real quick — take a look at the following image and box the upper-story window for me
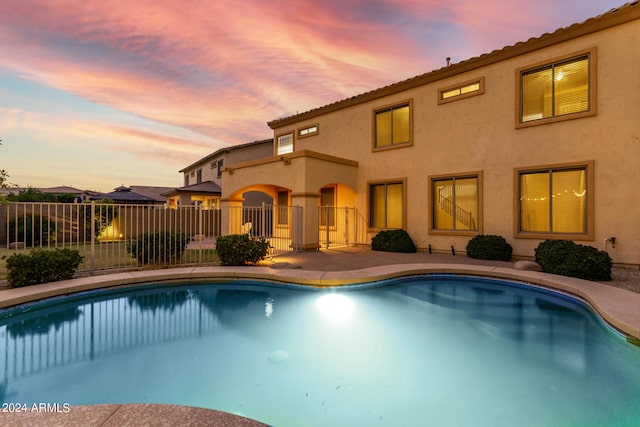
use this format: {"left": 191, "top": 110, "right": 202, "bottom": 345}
{"left": 298, "top": 124, "right": 319, "bottom": 138}
{"left": 373, "top": 100, "right": 412, "bottom": 151}
{"left": 438, "top": 77, "right": 484, "bottom": 104}
{"left": 517, "top": 49, "right": 596, "bottom": 127}
{"left": 276, "top": 133, "right": 294, "bottom": 155}
{"left": 196, "top": 168, "right": 202, "bottom": 184}
{"left": 217, "top": 159, "right": 224, "bottom": 178}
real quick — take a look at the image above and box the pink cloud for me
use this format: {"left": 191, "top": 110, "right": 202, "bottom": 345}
{"left": 0, "top": 0, "right": 435, "bottom": 137}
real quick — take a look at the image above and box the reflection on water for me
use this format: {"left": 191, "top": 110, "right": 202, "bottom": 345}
{"left": 6, "top": 307, "right": 83, "bottom": 339}
{"left": 0, "top": 278, "right": 638, "bottom": 427}
{"left": 127, "top": 290, "right": 191, "bottom": 313}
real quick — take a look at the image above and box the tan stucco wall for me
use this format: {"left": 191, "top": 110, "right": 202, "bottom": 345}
{"left": 182, "top": 141, "right": 273, "bottom": 188}
{"left": 222, "top": 152, "right": 358, "bottom": 199}
{"left": 265, "top": 19, "right": 640, "bottom": 266}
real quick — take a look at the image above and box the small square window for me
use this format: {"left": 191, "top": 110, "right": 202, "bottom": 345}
{"left": 276, "top": 133, "right": 294, "bottom": 155}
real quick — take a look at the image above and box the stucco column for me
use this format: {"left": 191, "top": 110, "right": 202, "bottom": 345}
{"left": 290, "top": 192, "right": 320, "bottom": 251}
{"left": 220, "top": 197, "right": 244, "bottom": 235}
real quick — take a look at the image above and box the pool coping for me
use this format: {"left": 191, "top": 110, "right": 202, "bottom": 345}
{"left": 0, "top": 263, "right": 639, "bottom": 341}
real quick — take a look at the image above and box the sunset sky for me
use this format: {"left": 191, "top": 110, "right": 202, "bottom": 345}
{"left": 0, "top": 0, "right": 626, "bottom": 192}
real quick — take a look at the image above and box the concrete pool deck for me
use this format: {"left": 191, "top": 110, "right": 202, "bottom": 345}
{"left": 1, "top": 247, "right": 639, "bottom": 426}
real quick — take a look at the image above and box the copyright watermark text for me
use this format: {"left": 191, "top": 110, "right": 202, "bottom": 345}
{"left": 2, "top": 403, "right": 71, "bottom": 413}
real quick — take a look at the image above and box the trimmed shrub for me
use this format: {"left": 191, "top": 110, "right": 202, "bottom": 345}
{"left": 6, "top": 248, "right": 84, "bottom": 288}
{"left": 371, "top": 229, "right": 416, "bottom": 253}
{"left": 466, "top": 234, "right": 513, "bottom": 261}
{"left": 127, "top": 231, "right": 190, "bottom": 265}
{"left": 534, "top": 239, "right": 576, "bottom": 270}
{"left": 216, "top": 234, "right": 270, "bottom": 266}
{"left": 8, "top": 214, "right": 56, "bottom": 247}
{"left": 535, "top": 239, "right": 612, "bottom": 281}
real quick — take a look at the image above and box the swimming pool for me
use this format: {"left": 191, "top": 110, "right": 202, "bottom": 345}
{"left": 1, "top": 276, "right": 639, "bottom": 426}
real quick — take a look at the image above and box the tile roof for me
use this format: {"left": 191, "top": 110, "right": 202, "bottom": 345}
{"left": 163, "top": 180, "right": 222, "bottom": 196}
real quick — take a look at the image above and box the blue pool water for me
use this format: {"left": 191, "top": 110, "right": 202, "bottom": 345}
{"left": 1, "top": 276, "right": 639, "bottom": 426}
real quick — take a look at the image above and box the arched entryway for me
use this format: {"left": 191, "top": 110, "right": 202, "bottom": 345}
{"left": 222, "top": 184, "right": 300, "bottom": 253}
{"left": 221, "top": 150, "right": 359, "bottom": 251}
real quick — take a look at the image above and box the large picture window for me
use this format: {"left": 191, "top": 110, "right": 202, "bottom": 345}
{"left": 517, "top": 49, "right": 596, "bottom": 127}
{"left": 431, "top": 173, "right": 481, "bottom": 234}
{"left": 373, "top": 101, "right": 411, "bottom": 150}
{"left": 368, "top": 180, "right": 405, "bottom": 229}
{"left": 516, "top": 162, "right": 593, "bottom": 238}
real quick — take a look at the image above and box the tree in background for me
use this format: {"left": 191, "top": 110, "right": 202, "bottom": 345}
{"left": 0, "top": 169, "right": 8, "bottom": 189}
{"left": 5, "top": 188, "right": 77, "bottom": 203}
{"left": 0, "top": 139, "right": 12, "bottom": 204}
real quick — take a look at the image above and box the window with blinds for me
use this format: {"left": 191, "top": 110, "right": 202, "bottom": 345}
{"left": 517, "top": 164, "right": 591, "bottom": 236}
{"left": 518, "top": 51, "right": 594, "bottom": 126}
{"left": 369, "top": 181, "right": 405, "bottom": 229}
{"left": 373, "top": 101, "right": 411, "bottom": 150}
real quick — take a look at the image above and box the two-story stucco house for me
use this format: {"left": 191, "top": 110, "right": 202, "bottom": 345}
{"left": 165, "top": 138, "right": 273, "bottom": 208}
{"left": 220, "top": 3, "right": 640, "bottom": 267}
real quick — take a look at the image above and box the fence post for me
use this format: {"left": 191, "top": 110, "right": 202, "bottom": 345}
{"left": 198, "top": 205, "right": 203, "bottom": 263}
{"left": 325, "top": 206, "right": 330, "bottom": 249}
{"left": 345, "top": 207, "right": 350, "bottom": 246}
{"left": 261, "top": 202, "right": 266, "bottom": 239}
{"left": 90, "top": 201, "right": 96, "bottom": 272}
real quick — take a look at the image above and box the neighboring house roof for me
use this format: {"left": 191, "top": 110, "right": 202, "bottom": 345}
{"left": 91, "top": 186, "right": 157, "bottom": 203}
{"left": 268, "top": 1, "right": 639, "bottom": 128}
{"left": 179, "top": 138, "right": 273, "bottom": 173}
{"left": 129, "top": 185, "right": 176, "bottom": 202}
{"left": 162, "top": 181, "right": 222, "bottom": 197}
{"left": 40, "top": 186, "right": 86, "bottom": 195}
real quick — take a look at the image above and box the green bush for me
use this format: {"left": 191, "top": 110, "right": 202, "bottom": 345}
{"left": 8, "top": 214, "right": 56, "bottom": 247}
{"left": 535, "top": 239, "right": 612, "bottom": 281}
{"left": 127, "top": 231, "right": 190, "bottom": 265}
{"left": 466, "top": 234, "right": 513, "bottom": 261}
{"left": 371, "top": 229, "right": 416, "bottom": 253}
{"left": 216, "top": 234, "right": 270, "bottom": 266}
{"left": 534, "top": 239, "right": 576, "bottom": 269}
{"left": 6, "top": 248, "right": 84, "bottom": 288}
